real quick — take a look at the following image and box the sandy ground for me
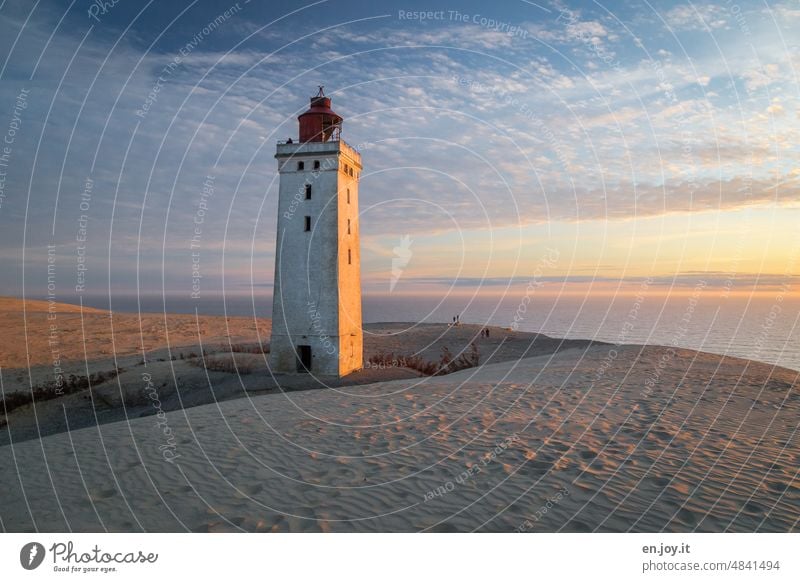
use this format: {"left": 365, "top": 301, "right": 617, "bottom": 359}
{"left": 0, "top": 344, "right": 798, "bottom": 532}
{"left": 1, "top": 297, "right": 798, "bottom": 532}
{"left": 0, "top": 298, "right": 596, "bottom": 445}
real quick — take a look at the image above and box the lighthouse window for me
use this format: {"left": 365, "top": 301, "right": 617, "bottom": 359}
{"left": 343, "top": 163, "right": 349, "bottom": 174}
{"left": 314, "top": 160, "right": 320, "bottom": 170}
{"left": 347, "top": 219, "right": 351, "bottom": 234}
{"left": 305, "top": 184, "right": 312, "bottom": 199}
{"left": 349, "top": 167, "right": 354, "bottom": 177}
{"left": 348, "top": 248, "right": 351, "bottom": 264}
{"left": 304, "top": 216, "right": 311, "bottom": 231}
{"left": 346, "top": 189, "right": 350, "bottom": 204}
{"left": 297, "top": 161, "right": 304, "bottom": 171}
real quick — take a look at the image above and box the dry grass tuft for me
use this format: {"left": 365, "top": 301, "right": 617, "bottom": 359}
{"left": 189, "top": 353, "right": 262, "bottom": 375}
{"left": 367, "top": 344, "right": 480, "bottom": 376}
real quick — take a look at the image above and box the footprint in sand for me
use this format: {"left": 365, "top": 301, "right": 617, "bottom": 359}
{"left": 237, "top": 483, "right": 263, "bottom": 496}
{"left": 89, "top": 488, "right": 117, "bottom": 501}
{"left": 547, "top": 441, "right": 570, "bottom": 454}
{"left": 169, "top": 485, "right": 194, "bottom": 494}
{"left": 766, "top": 481, "right": 789, "bottom": 493}
{"left": 651, "top": 430, "right": 673, "bottom": 442}
{"left": 675, "top": 508, "right": 697, "bottom": 526}
{"left": 523, "top": 459, "right": 555, "bottom": 476}
{"left": 650, "top": 476, "right": 670, "bottom": 488}
{"left": 265, "top": 515, "right": 288, "bottom": 532}
{"left": 115, "top": 461, "right": 141, "bottom": 472}
{"left": 327, "top": 465, "right": 366, "bottom": 486}
{"left": 744, "top": 502, "right": 764, "bottom": 515}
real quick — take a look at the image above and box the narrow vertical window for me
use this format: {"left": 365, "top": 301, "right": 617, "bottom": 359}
{"left": 305, "top": 184, "right": 311, "bottom": 199}
{"left": 348, "top": 248, "right": 351, "bottom": 264}
{"left": 313, "top": 160, "right": 320, "bottom": 170}
{"left": 347, "top": 219, "right": 351, "bottom": 234}
{"left": 297, "top": 161, "right": 304, "bottom": 170}
{"left": 346, "top": 189, "right": 350, "bottom": 204}
{"left": 304, "top": 216, "right": 311, "bottom": 231}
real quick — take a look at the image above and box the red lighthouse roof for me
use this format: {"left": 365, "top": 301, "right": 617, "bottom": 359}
{"left": 298, "top": 86, "right": 342, "bottom": 143}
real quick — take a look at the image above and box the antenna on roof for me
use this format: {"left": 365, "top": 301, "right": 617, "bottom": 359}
{"left": 316, "top": 85, "right": 325, "bottom": 97}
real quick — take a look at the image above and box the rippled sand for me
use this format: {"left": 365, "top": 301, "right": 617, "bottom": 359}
{"left": 1, "top": 344, "right": 797, "bottom": 532}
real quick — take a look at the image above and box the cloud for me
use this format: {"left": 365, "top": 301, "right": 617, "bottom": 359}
{"left": 663, "top": 4, "right": 729, "bottom": 31}
{"left": 740, "top": 63, "right": 783, "bottom": 91}
{"left": 769, "top": 3, "right": 800, "bottom": 22}
{"left": 766, "top": 98, "right": 785, "bottom": 115}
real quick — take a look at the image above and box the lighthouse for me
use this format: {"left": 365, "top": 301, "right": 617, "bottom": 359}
{"left": 270, "top": 87, "right": 363, "bottom": 377}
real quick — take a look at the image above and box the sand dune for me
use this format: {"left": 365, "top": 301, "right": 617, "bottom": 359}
{"left": 1, "top": 344, "right": 797, "bottom": 532}
{"left": 0, "top": 297, "right": 271, "bottom": 370}
{"left": 0, "top": 297, "right": 107, "bottom": 314}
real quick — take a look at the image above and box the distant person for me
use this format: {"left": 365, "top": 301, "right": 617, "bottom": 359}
{"left": 286, "top": 137, "right": 293, "bottom": 143}
{"left": 486, "top": 328, "right": 490, "bottom": 338}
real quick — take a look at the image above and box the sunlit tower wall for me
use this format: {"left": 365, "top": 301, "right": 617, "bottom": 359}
{"left": 270, "top": 88, "right": 363, "bottom": 377}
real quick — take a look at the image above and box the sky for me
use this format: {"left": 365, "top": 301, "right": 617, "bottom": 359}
{"left": 0, "top": 0, "right": 797, "bottom": 304}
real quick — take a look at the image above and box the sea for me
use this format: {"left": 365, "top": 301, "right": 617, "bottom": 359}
{"left": 75, "top": 292, "right": 800, "bottom": 373}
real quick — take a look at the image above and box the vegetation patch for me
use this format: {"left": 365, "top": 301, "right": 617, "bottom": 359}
{"left": 1, "top": 368, "right": 124, "bottom": 416}
{"left": 189, "top": 353, "right": 259, "bottom": 375}
{"left": 367, "top": 344, "right": 480, "bottom": 376}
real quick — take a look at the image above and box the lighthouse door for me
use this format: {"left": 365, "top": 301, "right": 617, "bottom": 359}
{"left": 297, "top": 345, "right": 312, "bottom": 372}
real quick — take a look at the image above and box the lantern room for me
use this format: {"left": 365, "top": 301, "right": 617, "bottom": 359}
{"left": 298, "top": 86, "right": 343, "bottom": 143}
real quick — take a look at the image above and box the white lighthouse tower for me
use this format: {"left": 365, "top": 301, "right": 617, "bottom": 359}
{"left": 270, "top": 87, "right": 363, "bottom": 377}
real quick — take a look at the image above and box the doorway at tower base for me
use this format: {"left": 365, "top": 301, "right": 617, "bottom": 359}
{"left": 268, "top": 333, "right": 363, "bottom": 377}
